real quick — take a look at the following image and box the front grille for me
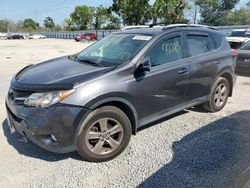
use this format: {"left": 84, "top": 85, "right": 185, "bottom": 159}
{"left": 8, "top": 88, "right": 33, "bottom": 105}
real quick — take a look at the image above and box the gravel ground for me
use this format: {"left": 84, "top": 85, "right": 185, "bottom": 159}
{"left": 0, "top": 39, "right": 250, "bottom": 188}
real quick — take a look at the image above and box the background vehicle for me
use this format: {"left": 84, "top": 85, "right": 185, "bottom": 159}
{"left": 236, "top": 41, "right": 250, "bottom": 74}
{"left": 227, "top": 29, "right": 250, "bottom": 49}
{"left": 5, "top": 24, "right": 236, "bottom": 162}
{"left": 7, "top": 34, "right": 25, "bottom": 40}
{"left": 74, "top": 32, "right": 97, "bottom": 42}
{"left": 0, "top": 33, "right": 7, "bottom": 40}
{"left": 29, "top": 34, "right": 46, "bottom": 39}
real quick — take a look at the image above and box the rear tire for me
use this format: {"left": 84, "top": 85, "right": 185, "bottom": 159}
{"left": 76, "top": 106, "right": 132, "bottom": 162}
{"left": 203, "top": 77, "right": 229, "bottom": 112}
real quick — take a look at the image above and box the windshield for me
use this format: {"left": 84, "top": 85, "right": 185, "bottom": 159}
{"left": 241, "top": 42, "right": 250, "bottom": 50}
{"left": 78, "top": 34, "right": 152, "bottom": 66}
{"left": 228, "top": 31, "right": 250, "bottom": 38}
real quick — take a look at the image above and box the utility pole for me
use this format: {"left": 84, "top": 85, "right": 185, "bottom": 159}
{"left": 193, "top": 4, "right": 198, "bottom": 24}
{"left": 7, "top": 22, "right": 10, "bottom": 36}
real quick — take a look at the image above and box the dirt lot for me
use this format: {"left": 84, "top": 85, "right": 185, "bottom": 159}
{"left": 0, "top": 39, "right": 250, "bottom": 188}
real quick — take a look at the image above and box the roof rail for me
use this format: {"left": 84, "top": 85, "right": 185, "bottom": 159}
{"left": 149, "top": 22, "right": 166, "bottom": 27}
{"left": 162, "top": 24, "right": 219, "bottom": 30}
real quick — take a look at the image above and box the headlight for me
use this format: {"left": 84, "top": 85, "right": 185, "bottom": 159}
{"left": 24, "top": 89, "right": 75, "bottom": 108}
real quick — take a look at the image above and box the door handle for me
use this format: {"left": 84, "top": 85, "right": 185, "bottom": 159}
{"left": 178, "top": 68, "right": 189, "bottom": 74}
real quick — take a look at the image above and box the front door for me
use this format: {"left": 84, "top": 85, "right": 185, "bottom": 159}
{"left": 136, "top": 33, "right": 190, "bottom": 126}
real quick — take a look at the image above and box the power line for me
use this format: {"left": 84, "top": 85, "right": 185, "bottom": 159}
{"left": 38, "top": 0, "right": 71, "bottom": 13}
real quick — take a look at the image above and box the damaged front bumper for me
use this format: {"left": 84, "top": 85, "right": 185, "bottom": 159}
{"left": 5, "top": 95, "right": 90, "bottom": 153}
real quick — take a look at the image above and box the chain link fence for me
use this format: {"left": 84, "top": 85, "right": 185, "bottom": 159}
{"left": 34, "top": 30, "right": 117, "bottom": 40}
{"left": 1, "top": 25, "right": 249, "bottom": 40}
{"left": 34, "top": 25, "right": 250, "bottom": 39}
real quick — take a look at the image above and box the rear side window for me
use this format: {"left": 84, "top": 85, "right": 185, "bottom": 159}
{"left": 211, "top": 33, "right": 223, "bottom": 49}
{"left": 187, "top": 35, "right": 210, "bottom": 56}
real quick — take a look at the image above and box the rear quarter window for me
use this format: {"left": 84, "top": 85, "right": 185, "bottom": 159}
{"left": 211, "top": 33, "right": 223, "bottom": 49}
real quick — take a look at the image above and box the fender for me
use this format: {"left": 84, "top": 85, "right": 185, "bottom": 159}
{"left": 74, "top": 93, "right": 139, "bottom": 142}
{"left": 86, "top": 94, "right": 139, "bottom": 132}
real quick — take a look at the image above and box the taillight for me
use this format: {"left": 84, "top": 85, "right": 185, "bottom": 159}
{"left": 231, "top": 49, "right": 239, "bottom": 57}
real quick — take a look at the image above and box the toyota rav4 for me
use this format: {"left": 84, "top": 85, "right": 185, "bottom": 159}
{"left": 6, "top": 24, "right": 237, "bottom": 162}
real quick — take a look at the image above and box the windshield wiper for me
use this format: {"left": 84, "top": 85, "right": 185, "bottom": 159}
{"left": 68, "top": 55, "right": 80, "bottom": 62}
{"left": 78, "top": 58, "right": 102, "bottom": 67}
{"left": 68, "top": 55, "right": 101, "bottom": 67}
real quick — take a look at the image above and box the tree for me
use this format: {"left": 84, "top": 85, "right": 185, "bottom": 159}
{"left": 195, "top": 0, "right": 240, "bottom": 26}
{"left": 0, "top": 20, "right": 9, "bottom": 32}
{"left": 44, "top": 17, "right": 55, "bottom": 30}
{"left": 70, "top": 6, "right": 95, "bottom": 30}
{"left": 55, "top": 24, "right": 62, "bottom": 31}
{"left": 111, "top": 0, "right": 151, "bottom": 25}
{"left": 94, "top": 6, "right": 111, "bottom": 29}
{"left": 16, "top": 20, "right": 24, "bottom": 31}
{"left": 64, "top": 18, "right": 74, "bottom": 31}
{"left": 228, "top": 8, "right": 250, "bottom": 25}
{"left": 186, "top": 0, "right": 199, "bottom": 24}
{"left": 23, "top": 18, "right": 39, "bottom": 32}
{"left": 0, "top": 19, "right": 17, "bottom": 32}
{"left": 108, "top": 15, "right": 121, "bottom": 29}
{"left": 151, "top": 0, "right": 189, "bottom": 24}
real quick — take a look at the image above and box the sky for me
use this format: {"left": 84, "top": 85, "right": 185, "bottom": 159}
{"left": 0, "top": 0, "right": 249, "bottom": 25}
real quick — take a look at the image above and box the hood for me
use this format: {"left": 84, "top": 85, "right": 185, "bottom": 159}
{"left": 226, "top": 37, "right": 250, "bottom": 43}
{"left": 12, "top": 56, "right": 115, "bottom": 91}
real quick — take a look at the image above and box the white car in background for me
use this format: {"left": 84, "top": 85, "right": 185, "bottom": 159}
{"left": 29, "top": 34, "right": 46, "bottom": 39}
{"left": 226, "top": 29, "right": 250, "bottom": 49}
{"left": 0, "top": 33, "right": 7, "bottom": 39}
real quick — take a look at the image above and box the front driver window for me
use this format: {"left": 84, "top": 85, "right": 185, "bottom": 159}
{"left": 148, "top": 36, "right": 183, "bottom": 67}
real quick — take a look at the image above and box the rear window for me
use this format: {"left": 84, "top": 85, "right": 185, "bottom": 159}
{"left": 228, "top": 31, "right": 250, "bottom": 38}
{"left": 187, "top": 35, "right": 211, "bottom": 56}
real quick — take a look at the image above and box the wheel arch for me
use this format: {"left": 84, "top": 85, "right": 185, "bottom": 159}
{"left": 210, "top": 69, "right": 234, "bottom": 98}
{"left": 88, "top": 97, "right": 138, "bottom": 135}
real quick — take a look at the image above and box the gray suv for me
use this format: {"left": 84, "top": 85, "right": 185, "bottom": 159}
{"left": 5, "top": 25, "right": 237, "bottom": 162}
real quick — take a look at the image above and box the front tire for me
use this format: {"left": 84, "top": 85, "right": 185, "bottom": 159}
{"left": 203, "top": 77, "right": 230, "bottom": 112}
{"left": 76, "top": 106, "right": 132, "bottom": 162}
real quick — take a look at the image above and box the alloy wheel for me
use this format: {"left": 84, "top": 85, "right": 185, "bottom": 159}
{"left": 85, "top": 118, "right": 124, "bottom": 155}
{"left": 214, "top": 83, "right": 228, "bottom": 107}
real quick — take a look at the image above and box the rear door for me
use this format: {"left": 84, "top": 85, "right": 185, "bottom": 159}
{"left": 136, "top": 32, "right": 190, "bottom": 125}
{"left": 184, "top": 31, "right": 219, "bottom": 102}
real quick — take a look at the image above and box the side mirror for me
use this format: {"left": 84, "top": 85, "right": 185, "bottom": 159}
{"left": 140, "top": 57, "right": 151, "bottom": 72}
